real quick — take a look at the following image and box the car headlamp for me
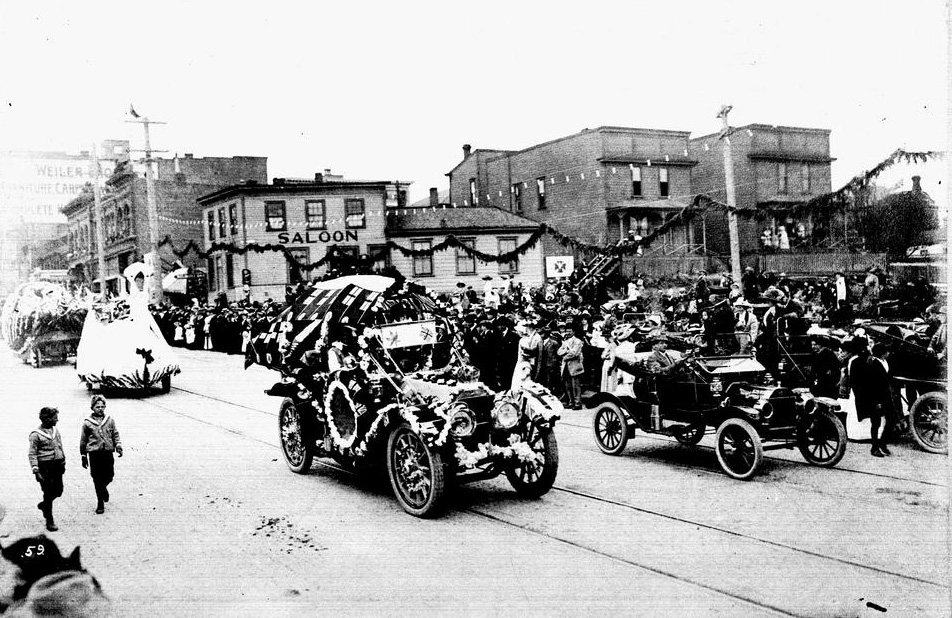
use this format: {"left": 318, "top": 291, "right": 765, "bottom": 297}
{"left": 449, "top": 408, "right": 476, "bottom": 438}
{"left": 493, "top": 401, "right": 521, "bottom": 430}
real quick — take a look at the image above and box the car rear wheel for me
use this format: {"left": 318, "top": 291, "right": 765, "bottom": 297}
{"left": 909, "top": 392, "right": 948, "bottom": 454}
{"left": 715, "top": 418, "right": 763, "bottom": 480}
{"left": 506, "top": 427, "right": 559, "bottom": 498}
{"left": 797, "top": 410, "right": 847, "bottom": 466}
{"left": 674, "top": 423, "right": 705, "bottom": 446}
{"left": 279, "top": 398, "right": 313, "bottom": 474}
{"left": 592, "top": 402, "right": 630, "bottom": 455}
{"left": 387, "top": 424, "right": 446, "bottom": 517}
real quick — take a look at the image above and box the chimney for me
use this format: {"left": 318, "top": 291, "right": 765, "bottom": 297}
{"left": 324, "top": 168, "right": 332, "bottom": 176}
{"left": 462, "top": 144, "right": 472, "bottom": 158}
{"left": 912, "top": 175, "right": 921, "bottom": 193}
{"left": 429, "top": 187, "right": 439, "bottom": 207}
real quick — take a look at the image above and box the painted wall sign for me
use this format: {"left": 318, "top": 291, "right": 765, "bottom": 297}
{"left": 276, "top": 230, "right": 359, "bottom": 244}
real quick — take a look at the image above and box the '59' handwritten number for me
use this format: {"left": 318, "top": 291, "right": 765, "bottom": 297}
{"left": 23, "top": 544, "right": 45, "bottom": 558}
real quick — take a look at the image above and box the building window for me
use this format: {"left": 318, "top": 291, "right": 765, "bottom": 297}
{"left": 469, "top": 178, "right": 478, "bottom": 206}
{"left": 368, "top": 243, "right": 390, "bottom": 269}
{"left": 411, "top": 240, "right": 433, "bottom": 277}
{"left": 207, "top": 211, "right": 215, "bottom": 241}
{"left": 206, "top": 258, "right": 215, "bottom": 291}
{"left": 287, "top": 248, "right": 309, "bottom": 284}
{"left": 265, "top": 201, "right": 286, "bottom": 231}
{"left": 456, "top": 238, "right": 476, "bottom": 275}
{"left": 536, "top": 178, "right": 546, "bottom": 210}
{"left": 658, "top": 168, "right": 669, "bottom": 198}
{"left": 631, "top": 166, "right": 643, "bottom": 197}
{"left": 306, "top": 200, "right": 326, "bottom": 230}
{"left": 218, "top": 208, "right": 226, "bottom": 239}
{"left": 778, "top": 162, "right": 788, "bottom": 194}
{"left": 512, "top": 183, "right": 522, "bottom": 213}
{"left": 498, "top": 237, "right": 518, "bottom": 274}
{"left": 225, "top": 254, "right": 234, "bottom": 288}
{"left": 800, "top": 163, "right": 810, "bottom": 194}
{"left": 345, "top": 198, "right": 365, "bottom": 229}
{"left": 229, "top": 204, "right": 238, "bottom": 236}
{"left": 215, "top": 256, "right": 225, "bottom": 292}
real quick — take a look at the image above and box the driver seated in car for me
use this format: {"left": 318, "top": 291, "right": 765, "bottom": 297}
{"left": 645, "top": 333, "right": 687, "bottom": 376}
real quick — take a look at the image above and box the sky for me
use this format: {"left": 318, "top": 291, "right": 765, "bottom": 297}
{"left": 0, "top": 0, "right": 947, "bottom": 207}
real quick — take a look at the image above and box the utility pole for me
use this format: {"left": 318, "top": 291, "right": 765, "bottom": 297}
{"left": 127, "top": 110, "right": 166, "bottom": 304}
{"left": 717, "top": 105, "right": 743, "bottom": 286}
{"left": 89, "top": 143, "right": 108, "bottom": 298}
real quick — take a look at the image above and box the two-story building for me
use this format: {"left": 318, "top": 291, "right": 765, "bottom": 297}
{"left": 387, "top": 188, "right": 544, "bottom": 294}
{"left": 61, "top": 153, "right": 267, "bottom": 295}
{"left": 197, "top": 173, "right": 407, "bottom": 302}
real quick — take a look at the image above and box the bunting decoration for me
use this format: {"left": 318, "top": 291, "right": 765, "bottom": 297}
{"left": 155, "top": 147, "right": 942, "bottom": 271}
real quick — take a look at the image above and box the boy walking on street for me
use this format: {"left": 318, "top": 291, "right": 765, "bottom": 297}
{"left": 80, "top": 395, "right": 123, "bottom": 514}
{"left": 28, "top": 407, "right": 66, "bottom": 531}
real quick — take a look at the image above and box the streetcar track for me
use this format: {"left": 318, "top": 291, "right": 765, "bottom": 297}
{"left": 159, "top": 384, "right": 949, "bottom": 593}
{"left": 170, "top": 384, "right": 946, "bottom": 488}
{"left": 463, "top": 508, "right": 802, "bottom": 618}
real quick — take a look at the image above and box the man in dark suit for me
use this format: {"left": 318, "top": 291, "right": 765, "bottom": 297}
{"left": 860, "top": 343, "right": 896, "bottom": 456}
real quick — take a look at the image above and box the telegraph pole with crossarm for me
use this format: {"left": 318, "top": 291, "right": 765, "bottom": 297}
{"left": 127, "top": 106, "right": 166, "bottom": 303}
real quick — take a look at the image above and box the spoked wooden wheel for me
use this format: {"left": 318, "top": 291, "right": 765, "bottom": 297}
{"left": 797, "top": 410, "right": 847, "bottom": 466}
{"left": 592, "top": 402, "right": 630, "bottom": 455}
{"left": 278, "top": 399, "right": 313, "bottom": 474}
{"left": 506, "top": 426, "right": 559, "bottom": 498}
{"left": 387, "top": 424, "right": 445, "bottom": 517}
{"left": 715, "top": 418, "right": 763, "bottom": 480}
{"left": 909, "top": 392, "right": 948, "bottom": 454}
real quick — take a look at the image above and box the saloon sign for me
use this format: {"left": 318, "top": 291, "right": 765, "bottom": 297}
{"left": 276, "top": 230, "right": 360, "bottom": 244}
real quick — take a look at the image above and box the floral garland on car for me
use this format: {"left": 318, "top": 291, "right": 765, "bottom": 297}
{"left": 454, "top": 434, "right": 545, "bottom": 469}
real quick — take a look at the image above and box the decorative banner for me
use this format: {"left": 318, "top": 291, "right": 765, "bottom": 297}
{"left": 378, "top": 319, "right": 438, "bottom": 349}
{"left": 545, "top": 256, "right": 575, "bottom": 278}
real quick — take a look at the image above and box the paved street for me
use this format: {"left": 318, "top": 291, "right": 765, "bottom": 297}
{"left": 0, "top": 347, "right": 948, "bottom": 617}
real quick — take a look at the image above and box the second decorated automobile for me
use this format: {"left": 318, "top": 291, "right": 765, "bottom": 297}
{"left": 247, "top": 275, "right": 562, "bottom": 517}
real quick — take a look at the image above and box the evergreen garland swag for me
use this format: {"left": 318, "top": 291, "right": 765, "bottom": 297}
{"left": 156, "top": 148, "right": 942, "bottom": 272}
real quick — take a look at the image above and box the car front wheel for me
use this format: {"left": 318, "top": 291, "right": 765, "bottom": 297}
{"left": 387, "top": 424, "right": 446, "bottom": 517}
{"left": 909, "top": 392, "right": 948, "bottom": 454}
{"left": 279, "top": 398, "right": 313, "bottom": 474}
{"left": 715, "top": 418, "right": 763, "bottom": 480}
{"left": 797, "top": 410, "right": 847, "bottom": 466}
{"left": 592, "top": 402, "right": 630, "bottom": 455}
{"left": 506, "top": 426, "right": 559, "bottom": 498}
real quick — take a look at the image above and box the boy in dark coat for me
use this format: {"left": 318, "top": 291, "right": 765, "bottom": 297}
{"left": 28, "top": 408, "right": 66, "bottom": 532}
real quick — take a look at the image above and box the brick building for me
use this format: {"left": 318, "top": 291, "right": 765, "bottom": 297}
{"left": 689, "top": 124, "right": 834, "bottom": 261}
{"left": 198, "top": 173, "right": 407, "bottom": 302}
{"left": 61, "top": 153, "right": 267, "bottom": 295}
{"left": 446, "top": 127, "right": 701, "bottom": 259}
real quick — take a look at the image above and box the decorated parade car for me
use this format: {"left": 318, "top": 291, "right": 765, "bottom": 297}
{"left": 587, "top": 340, "right": 847, "bottom": 480}
{"left": 0, "top": 281, "right": 85, "bottom": 368}
{"left": 247, "top": 275, "right": 562, "bottom": 517}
